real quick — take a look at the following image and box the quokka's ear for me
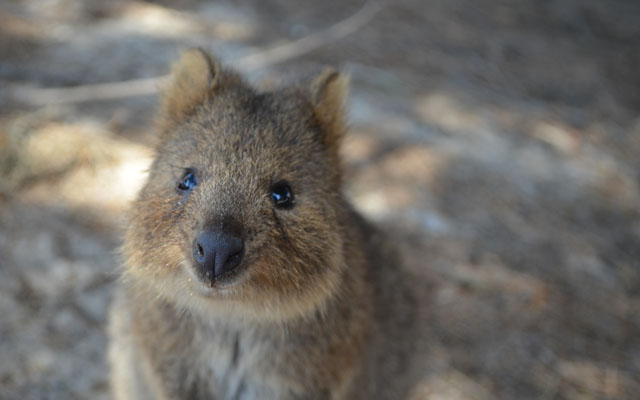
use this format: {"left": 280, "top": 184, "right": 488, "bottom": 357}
{"left": 310, "top": 68, "right": 350, "bottom": 148}
{"left": 161, "top": 48, "right": 220, "bottom": 122}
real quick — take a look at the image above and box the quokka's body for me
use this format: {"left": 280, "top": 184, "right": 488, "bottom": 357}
{"left": 108, "top": 49, "right": 425, "bottom": 400}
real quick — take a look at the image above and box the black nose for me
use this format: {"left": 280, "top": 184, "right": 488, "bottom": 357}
{"left": 193, "top": 230, "right": 244, "bottom": 282}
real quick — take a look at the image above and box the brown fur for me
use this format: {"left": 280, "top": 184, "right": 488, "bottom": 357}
{"left": 109, "top": 48, "right": 425, "bottom": 400}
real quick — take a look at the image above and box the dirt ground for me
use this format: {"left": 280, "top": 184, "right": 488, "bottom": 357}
{"left": 1, "top": 0, "right": 639, "bottom": 399}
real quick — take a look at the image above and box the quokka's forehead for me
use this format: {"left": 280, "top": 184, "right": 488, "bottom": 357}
{"left": 181, "top": 95, "right": 322, "bottom": 150}
{"left": 162, "top": 123, "right": 326, "bottom": 180}
{"left": 227, "top": 90, "right": 319, "bottom": 136}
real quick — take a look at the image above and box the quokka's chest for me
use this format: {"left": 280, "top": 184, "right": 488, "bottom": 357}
{"left": 192, "top": 328, "right": 295, "bottom": 399}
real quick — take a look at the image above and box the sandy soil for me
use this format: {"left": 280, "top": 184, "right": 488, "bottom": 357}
{"left": 1, "top": 0, "right": 639, "bottom": 399}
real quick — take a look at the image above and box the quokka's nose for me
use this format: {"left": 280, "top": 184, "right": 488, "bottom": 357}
{"left": 193, "top": 230, "right": 244, "bottom": 281}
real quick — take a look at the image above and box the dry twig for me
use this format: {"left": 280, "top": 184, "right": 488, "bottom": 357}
{"left": 9, "top": 0, "right": 385, "bottom": 106}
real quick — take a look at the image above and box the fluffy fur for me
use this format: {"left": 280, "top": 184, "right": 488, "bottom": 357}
{"left": 109, "top": 48, "right": 424, "bottom": 400}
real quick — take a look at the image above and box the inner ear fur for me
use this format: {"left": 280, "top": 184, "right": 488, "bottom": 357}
{"left": 160, "top": 48, "right": 220, "bottom": 124}
{"left": 310, "top": 68, "right": 350, "bottom": 149}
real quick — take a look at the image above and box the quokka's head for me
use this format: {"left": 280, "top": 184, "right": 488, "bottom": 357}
{"left": 123, "top": 49, "right": 350, "bottom": 321}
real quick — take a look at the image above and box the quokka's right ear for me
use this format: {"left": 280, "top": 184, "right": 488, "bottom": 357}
{"left": 309, "top": 68, "right": 350, "bottom": 152}
{"left": 160, "top": 48, "right": 220, "bottom": 123}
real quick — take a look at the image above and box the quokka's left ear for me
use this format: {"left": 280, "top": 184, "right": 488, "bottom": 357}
{"left": 309, "top": 68, "right": 350, "bottom": 149}
{"left": 160, "top": 48, "right": 221, "bottom": 123}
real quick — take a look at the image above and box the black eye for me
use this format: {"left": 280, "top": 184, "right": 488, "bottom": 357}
{"left": 271, "top": 181, "right": 294, "bottom": 209}
{"left": 178, "top": 168, "right": 198, "bottom": 192}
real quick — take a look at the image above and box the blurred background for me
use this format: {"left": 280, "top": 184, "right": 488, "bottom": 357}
{"left": 1, "top": 0, "right": 639, "bottom": 399}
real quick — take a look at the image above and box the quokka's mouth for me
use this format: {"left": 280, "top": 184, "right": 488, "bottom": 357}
{"left": 185, "top": 257, "right": 250, "bottom": 294}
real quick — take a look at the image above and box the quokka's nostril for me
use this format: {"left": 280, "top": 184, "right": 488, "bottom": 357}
{"left": 227, "top": 250, "right": 241, "bottom": 265}
{"left": 193, "top": 230, "right": 244, "bottom": 281}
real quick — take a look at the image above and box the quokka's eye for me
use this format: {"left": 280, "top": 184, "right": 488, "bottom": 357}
{"left": 270, "top": 181, "right": 294, "bottom": 209}
{"left": 178, "top": 168, "right": 198, "bottom": 192}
